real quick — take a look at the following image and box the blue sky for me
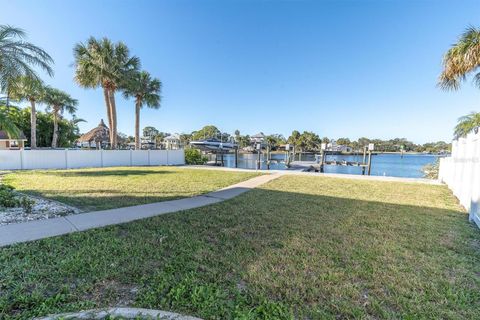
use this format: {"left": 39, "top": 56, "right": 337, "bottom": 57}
{"left": 2, "top": 0, "right": 480, "bottom": 143}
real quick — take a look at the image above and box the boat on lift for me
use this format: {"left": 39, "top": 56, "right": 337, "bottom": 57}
{"left": 189, "top": 138, "right": 237, "bottom": 152}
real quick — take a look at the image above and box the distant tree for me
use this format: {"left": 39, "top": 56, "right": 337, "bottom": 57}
{"left": 123, "top": 70, "right": 161, "bottom": 149}
{"left": 43, "top": 87, "right": 78, "bottom": 148}
{"left": 143, "top": 126, "right": 159, "bottom": 139}
{"left": 336, "top": 138, "right": 351, "bottom": 146}
{"left": 191, "top": 125, "right": 220, "bottom": 140}
{"left": 0, "top": 25, "right": 54, "bottom": 108}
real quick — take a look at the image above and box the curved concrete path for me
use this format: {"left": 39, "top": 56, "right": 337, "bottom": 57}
{"left": 0, "top": 174, "right": 280, "bottom": 247}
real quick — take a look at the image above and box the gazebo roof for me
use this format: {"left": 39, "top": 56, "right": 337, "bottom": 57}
{"left": 0, "top": 130, "right": 27, "bottom": 140}
{"left": 77, "top": 119, "right": 110, "bottom": 143}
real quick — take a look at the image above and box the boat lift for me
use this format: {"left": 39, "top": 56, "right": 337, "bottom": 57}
{"left": 288, "top": 143, "right": 375, "bottom": 175}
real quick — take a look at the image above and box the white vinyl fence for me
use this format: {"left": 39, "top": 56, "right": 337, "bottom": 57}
{"left": 0, "top": 149, "right": 185, "bottom": 170}
{"left": 439, "top": 129, "right": 480, "bottom": 228}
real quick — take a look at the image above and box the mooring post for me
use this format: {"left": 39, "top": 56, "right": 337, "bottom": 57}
{"left": 221, "top": 152, "right": 224, "bottom": 167}
{"left": 266, "top": 145, "right": 270, "bottom": 170}
{"left": 235, "top": 147, "right": 238, "bottom": 168}
{"left": 320, "top": 150, "right": 325, "bottom": 173}
{"left": 367, "top": 150, "right": 372, "bottom": 175}
{"left": 362, "top": 146, "right": 367, "bottom": 175}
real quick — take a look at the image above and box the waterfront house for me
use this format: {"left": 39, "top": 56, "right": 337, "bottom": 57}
{"left": 250, "top": 132, "right": 265, "bottom": 144}
{"left": 164, "top": 133, "right": 183, "bottom": 150}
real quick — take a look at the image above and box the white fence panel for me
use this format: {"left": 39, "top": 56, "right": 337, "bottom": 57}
{"left": 0, "top": 151, "right": 22, "bottom": 170}
{"left": 0, "top": 149, "right": 185, "bottom": 170}
{"left": 149, "top": 150, "right": 168, "bottom": 165}
{"left": 439, "top": 129, "right": 480, "bottom": 228}
{"left": 131, "top": 150, "right": 150, "bottom": 166}
{"left": 67, "top": 150, "right": 102, "bottom": 168}
{"left": 22, "top": 150, "right": 67, "bottom": 169}
{"left": 168, "top": 149, "right": 185, "bottom": 165}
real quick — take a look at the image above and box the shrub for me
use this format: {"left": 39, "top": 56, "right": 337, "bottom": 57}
{"left": 0, "top": 184, "right": 20, "bottom": 208}
{"left": 0, "top": 184, "right": 35, "bottom": 212}
{"left": 185, "top": 148, "right": 208, "bottom": 165}
{"left": 423, "top": 159, "right": 440, "bottom": 179}
{"left": 19, "top": 196, "right": 35, "bottom": 214}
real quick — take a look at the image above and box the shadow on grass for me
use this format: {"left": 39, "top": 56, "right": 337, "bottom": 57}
{"left": 0, "top": 186, "right": 479, "bottom": 319}
{"left": 33, "top": 169, "right": 175, "bottom": 177}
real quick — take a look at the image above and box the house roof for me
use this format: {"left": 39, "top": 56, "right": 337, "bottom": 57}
{"left": 77, "top": 119, "right": 110, "bottom": 143}
{"left": 0, "top": 130, "right": 27, "bottom": 140}
{"left": 164, "top": 133, "right": 181, "bottom": 141}
{"left": 251, "top": 132, "right": 265, "bottom": 139}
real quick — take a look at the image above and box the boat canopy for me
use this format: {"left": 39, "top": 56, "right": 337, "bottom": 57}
{"left": 189, "top": 138, "right": 237, "bottom": 152}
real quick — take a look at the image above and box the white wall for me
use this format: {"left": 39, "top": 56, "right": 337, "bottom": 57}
{"left": 0, "top": 149, "right": 185, "bottom": 170}
{"left": 439, "top": 130, "right": 480, "bottom": 228}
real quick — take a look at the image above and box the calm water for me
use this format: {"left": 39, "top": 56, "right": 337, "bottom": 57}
{"left": 208, "top": 153, "right": 440, "bottom": 178}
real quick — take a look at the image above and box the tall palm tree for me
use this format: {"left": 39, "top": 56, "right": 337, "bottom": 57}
{"left": 43, "top": 87, "right": 78, "bottom": 148}
{"left": 74, "top": 37, "right": 139, "bottom": 148}
{"left": 0, "top": 25, "right": 54, "bottom": 108}
{"left": 123, "top": 71, "right": 161, "bottom": 150}
{"left": 9, "top": 76, "right": 45, "bottom": 148}
{"left": 454, "top": 112, "right": 480, "bottom": 138}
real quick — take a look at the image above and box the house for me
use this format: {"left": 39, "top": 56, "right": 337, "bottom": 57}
{"left": 250, "top": 132, "right": 265, "bottom": 144}
{"left": 164, "top": 133, "right": 183, "bottom": 150}
{"left": 0, "top": 131, "right": 27, "bottom": 150}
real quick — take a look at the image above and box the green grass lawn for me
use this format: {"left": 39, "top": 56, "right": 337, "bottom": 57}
{"left": 1, "top": 175, "right": 479, "bottom": 319}
{"left": 3, "top": 167, "right": 260, "bottom": 211}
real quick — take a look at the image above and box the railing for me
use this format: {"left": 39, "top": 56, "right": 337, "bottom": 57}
{"left": 439, "top": 129, "right": 480, "bottom": 228}
{"left": 0, "top": 149, "right": 185, "bottom": 170}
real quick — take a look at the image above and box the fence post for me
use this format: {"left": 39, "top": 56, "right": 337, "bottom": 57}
{"left": 148, "top": 149, "right": 151, "bottom": 166}
{"left": 20, "top": 150, "right": 24, "bottom": 170}
{"left": 64, "top": 149, "right": 69, "bottom": 169}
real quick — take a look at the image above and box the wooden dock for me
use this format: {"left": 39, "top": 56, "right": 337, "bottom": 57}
{"left": 288, "top": 160, "right": 369, "bottom": 172}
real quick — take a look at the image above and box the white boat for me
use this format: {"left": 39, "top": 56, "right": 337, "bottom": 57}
{"left": 189, "top": 139, "right": 237, "bottom": 152}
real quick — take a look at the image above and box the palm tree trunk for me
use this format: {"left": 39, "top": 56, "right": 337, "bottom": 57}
{"left": 103, "top": 88, "right": 113, "bottom": 143}
{"left": 52, "top": 110, "right": 59, "bottom": 148}
{"left": 108, "top": 89, "right": 118, "bottom": 149}
{"left": 135, "top": 100, "right": 141, "bottom": 150}
{"left": 30, "top": 99, "right": 37, "bottom": 149}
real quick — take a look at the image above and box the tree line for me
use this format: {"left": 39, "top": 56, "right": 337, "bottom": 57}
{"left": 141, "top": 124, "right": 451, "bottom": 154}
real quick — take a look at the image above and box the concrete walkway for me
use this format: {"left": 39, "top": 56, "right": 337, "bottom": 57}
{"left": 0, "top": 174, "right": 280, "bottom": 247}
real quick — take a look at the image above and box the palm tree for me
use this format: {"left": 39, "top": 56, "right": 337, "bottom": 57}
{"left": 122, "top": 71, "right": 161, "bottom": 149}
{"left": 439, "top": 26, "right": 480, "bottom": 90}
{"left": 43, "top": 87, "right": 78, "bottom": 148}
{"left": 0, "top": 25, "right": 54, "bottom": 108}
{"left": 454, "top": 112, "right": 480, "bottom": 138}
{"left": 9, "top": 76, "right": 45, "bottom": 148}
{"left": 74, "top": 37, "right": 139, "bottom": 148}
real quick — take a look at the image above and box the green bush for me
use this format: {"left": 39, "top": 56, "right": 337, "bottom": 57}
{"left": 0, "top": 184, "right": 20, "bottom": 207}
{"left": 185, "top": 148, "right": 208, "bottom": 165}
{"left": 0, "top": 184, "right": 35, "bottom": 211}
